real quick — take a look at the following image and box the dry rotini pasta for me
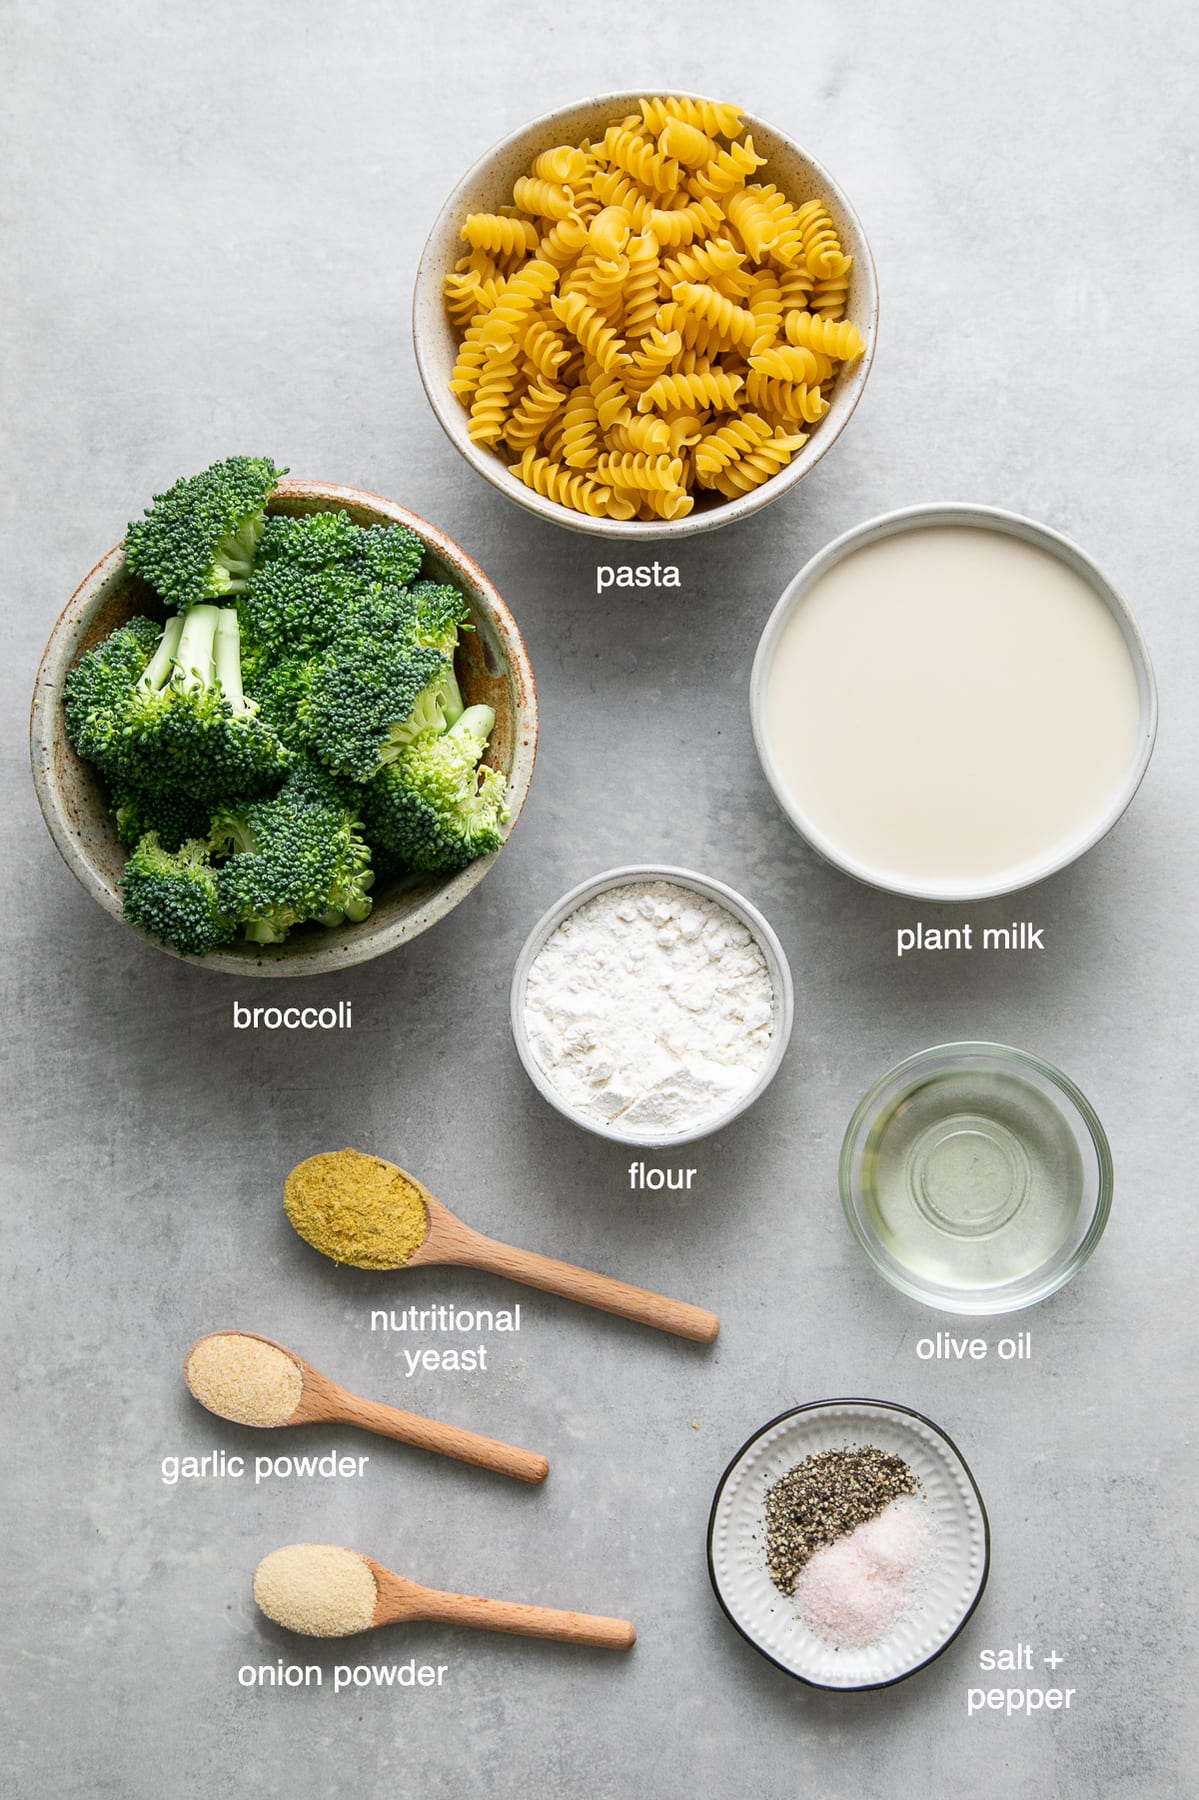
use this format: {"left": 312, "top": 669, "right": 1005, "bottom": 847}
{"left": 443, "top": 97, "right": 868, "bottom": 522}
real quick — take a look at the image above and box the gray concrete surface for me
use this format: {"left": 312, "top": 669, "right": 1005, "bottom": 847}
{"left": 2, "top": 3, "right": 1196, "bottom": 1796}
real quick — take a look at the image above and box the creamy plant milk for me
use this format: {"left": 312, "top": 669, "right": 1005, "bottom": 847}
{"left": 764, "top": 525, "right": 1144, "bottom": 888}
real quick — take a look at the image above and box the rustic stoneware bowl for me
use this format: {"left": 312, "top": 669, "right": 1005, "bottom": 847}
{"left": 30, "top": 480, "right": 538, "bottom": 976}
{"left": 414, "top": 92, "right": 878, "bottom": 540}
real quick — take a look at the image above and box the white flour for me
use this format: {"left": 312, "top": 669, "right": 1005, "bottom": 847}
{"left": 523, "top": 880, "right": 775, "bottom": 1137}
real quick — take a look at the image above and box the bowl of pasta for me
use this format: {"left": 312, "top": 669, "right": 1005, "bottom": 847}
{"left": 414, "top": 92, "right": 878, "bottom": 539}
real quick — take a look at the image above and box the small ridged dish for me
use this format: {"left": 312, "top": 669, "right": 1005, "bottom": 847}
{"left": 708, "top": 1400, "right": 989, "bottom": 1690}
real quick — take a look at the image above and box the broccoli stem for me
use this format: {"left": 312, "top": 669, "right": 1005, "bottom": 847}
{"left": 440, "top": 663, "right": 466, "bottom": 729}
{"left": 213, "top": 609, "right": 253, "bottom": 715}
{"left": 175, "top": 605, "right": 221, "bottom": 693}
{"left": 212, "top": 513, "right": 266, "bottom": 591}
{"left": 136, "top": 615, "right": 185, "bottom": 695}
{"left": 452, "top": 704, "right": 496, "bottom": 744}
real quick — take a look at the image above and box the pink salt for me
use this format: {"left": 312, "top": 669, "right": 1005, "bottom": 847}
{"left": 794, "top": 1496, "right": 935, "bottom": 1649}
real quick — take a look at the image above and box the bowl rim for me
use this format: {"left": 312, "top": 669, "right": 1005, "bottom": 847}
{"left": 838, "top": 1039, "right": 1114, "bottom": 1315}
{"left": 509, "top": 861, "right": 794, "bottom": 1147}
{"left": 29, "top": 478, "right": 538, "bottom": 977}
{"left": 413, "top": 89, "right": 879, "bottom": 541}
{"left": 706, "top": 1396, "right": 991, "bottom": 1691}
{"left": 749, "top": 501, "right": 1159, "bottom": 901}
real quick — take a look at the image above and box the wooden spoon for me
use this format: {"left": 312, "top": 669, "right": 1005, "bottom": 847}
{"left": 285, "top": 1152, "right": 720, "bottom": 1343}
{"left": 254, "top": 1543, "right": 635, "bottom": 1649}
{"left": 184, "top": 1330, "right": 548, "bottom": 1484}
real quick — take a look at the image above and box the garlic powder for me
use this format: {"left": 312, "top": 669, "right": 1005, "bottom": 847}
{"left": 523, "top": 880, "right": 775, "bottom": 1137}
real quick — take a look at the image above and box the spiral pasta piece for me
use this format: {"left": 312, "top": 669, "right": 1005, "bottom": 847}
{"left": 444, "top": 269, "right": 487, "bottom": 324}
{"left": 657, "top": 118, "right": 717, "bottom": 169}
{"left": 639, "top": 95, "right": 745, "bottom": 139}
{"left": 523, "top": 317, "right": 571, "bottom": 379}
{"left": 778, "top": 264, "right": 816, "bottom": 312}
{"left": 724, "top": 185, "right": 795, "bottom": 262}
{"left": 504, "top": 377, "right": 568, "bottom": 450}
{"left": 594, "top": 452, "right": 685, "bottom": 491}
{"left": 538, "top": 216, "right": 591, "bottom": 268}
{"left": 746, "top": 270, "right": 784, "bottom": 352}
{"left": 512, "top": 176, "right": 577, "bottom": 222}
{"left": 645, "top": 197, "right": 724, "bottom": 247}
{"left": 550, "top": 289, "right": 628, "bottom": 373}
{"left": 796, "top": 199, "right": 852, "bottom": 279}
{"left": 709, "top": 431, "right": 807, "bottom": 498}
{"left": 560, "top": 249, "right": 629, "bottom": 319}
{"left": 590, "top": 168, "right": 659, "bottom": 228}
{"left": 533, "top": 145, "right": 590, "bottom": 185}
{"left": 654, "top": 302, "right": 728, "bottom": 361}
{"left": 479, "top": 259, "right": 558, "bottom": 348}
{"left": 602, "top": 122, "right": 681, "bottom": 194}
{"left": 744, "top": 371, "right": 829, "bottom": 423}
{"left": 670, "top": 280, "right": 758, "bottom": 351}
{"left": 468, "top": 342, "right": 520, "bottom": 445}
{"left": 512, "top": 448, "right": 636, "bottom": 519}
{"left": 784, "top": 309, "right": 866, "bottom": 361}
{"left": 588, "top": 361, "right": 633, "bottom": 433}
{"left": 662, "top": 411, "right": 705, "bottom": 454}
{"left": 689, "top": 136, "right": 766, "bottom": 198}
{"left": 749, "top": 343, "right": 824, "bottom": 385}
{"left": 810, "top": 271, "right": 850, "bottom": 319}
{"left": 589, "top": 206, "right": 633, "bottom": 258}
{"left": 693, "top": 414, "right": 774, "bottom": 479}
{"left": 605, "top": 413, "right": 672, "bottom": 455}
{"left": 623, "top": 327, "right": 683, "bottom": 395}
{"left": 621, "top": 232, "right": 661, "bottom": 342}
{"left": 637, "top": 369, "right": 743, "bottom": 413}
{"left": 662, "top": 238, "right": 754, "bottom": 298}
{"left": 460, "top": 213, "right": 539, "bottom": 257}
{"left": 641, "top": 485, "right": 695, "bottom": 520}
{"left": 560, "top": 385, "right": 600, "bottom": 468}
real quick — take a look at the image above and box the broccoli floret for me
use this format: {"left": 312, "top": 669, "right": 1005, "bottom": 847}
{"left": 295, "top": 589, "right": 450, "bottom": 782}
{"left": 239, "top": 510, "right": 369, "bottom": 653}
{"left": 409, "top": 581, "right": 473, "bottom": 652}
{"left": 211, "top": 785, "right": 374, "bottom": 944}
{"left": 110, "top": 784, "right": 217, "bottom": 852}
{"left": 125, "top": 456, "right": 285, "bottom": 611}
{"left": 361, "top": 705, "right": 508, "bottom": 875}
{"left": 121, "top": 834, "right": 236, "bottom": 956}
{"left": 409, "top": 582, "right": 471, "bottom": 725}
{"left": 70, "top": 605, "right": 290, "bottom": 802}
{"left": 246, "top": 647, "right": 318, "bottom": 749}
{"left": 355, "top": 521, "right": 426, "bottom": 589}
{"left": 64, "top": 616, "right": 164, "bottom": 766}
{"left": 239, "top": 511, "right": 427, "bottom": 655}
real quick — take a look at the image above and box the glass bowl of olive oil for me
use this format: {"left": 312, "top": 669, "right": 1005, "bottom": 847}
{"left": 840, "top": 1043, "right": 1112, "bottom": 1315}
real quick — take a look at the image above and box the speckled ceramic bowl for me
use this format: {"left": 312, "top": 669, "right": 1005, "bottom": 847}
{"left": 414, "top": 93, "right": 878, "bottom": 540}
{"left": 708, "top": 1400, "right": 990, "bottom": 1690}
{"left": 30, "top": 480, "right": 538, "bottom": 976}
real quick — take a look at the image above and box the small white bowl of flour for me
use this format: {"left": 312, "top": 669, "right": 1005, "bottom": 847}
{"left": 511, "top": 866, "right": 793, "bottom": 1147}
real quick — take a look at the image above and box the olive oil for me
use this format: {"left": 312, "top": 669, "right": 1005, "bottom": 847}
{"left": 860, "top": 1068, "right": 1084, "bottom": 1291}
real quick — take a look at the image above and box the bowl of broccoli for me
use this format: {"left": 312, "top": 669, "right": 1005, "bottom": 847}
{"left": 31, "top": 457, "right": 538, "bottom": 974}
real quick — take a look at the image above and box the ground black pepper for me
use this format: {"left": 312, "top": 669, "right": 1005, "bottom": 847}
{"left": 764, "top": 1446, "right": 919, "bottom": 1595}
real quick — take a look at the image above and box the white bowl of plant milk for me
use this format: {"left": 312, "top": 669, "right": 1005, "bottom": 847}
{"left": 750, "top": 504, "right": 1157, "bottom": 901}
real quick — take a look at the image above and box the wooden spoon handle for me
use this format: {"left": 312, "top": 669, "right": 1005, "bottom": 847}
{"left": 340, "top": 1395, "right": 548, "bottom": 1483}
{"left": 407, "top": 1585, "right": 635, "bottom": 1649}
{"left": 455, "top": 1236, "right": 720, "bottom": 1342}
